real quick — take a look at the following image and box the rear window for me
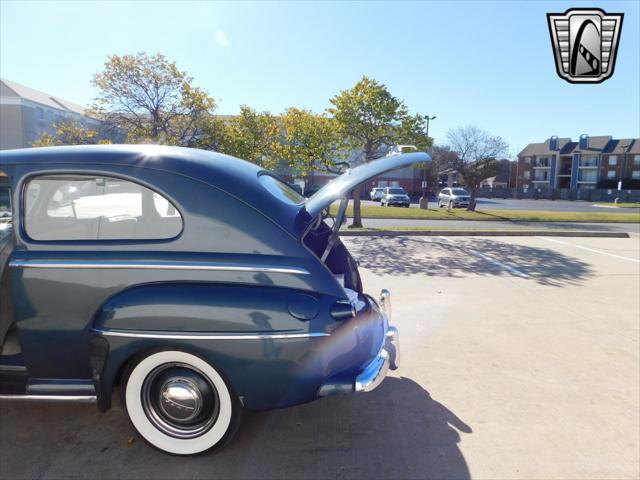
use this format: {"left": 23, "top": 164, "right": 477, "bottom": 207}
{"left": 387, "top": 188, "right": 405, "bottom": 195}
{"left": 451, "top": 188, "right": 469, "bottom": 195}
{"left": 24, "top": 175, "right": 182, "bottom": 241}
{"left": 259, "top": 173, "right": 305, "bottom": 205}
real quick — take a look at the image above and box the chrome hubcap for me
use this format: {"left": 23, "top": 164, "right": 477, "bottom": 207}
{"left": 141, "top": 363, "right": 219, "bottom": 439}
{"left": 159, "top": 378, "right": 203, "bottom": 422}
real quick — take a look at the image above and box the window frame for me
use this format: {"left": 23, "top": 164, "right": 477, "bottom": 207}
{"left": 20, "top": 170, "right": 184, "bottom": 245}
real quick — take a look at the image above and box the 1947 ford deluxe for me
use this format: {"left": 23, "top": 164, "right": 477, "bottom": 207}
{"left": 0, "top": 145, "right": 429, "bottom": 455}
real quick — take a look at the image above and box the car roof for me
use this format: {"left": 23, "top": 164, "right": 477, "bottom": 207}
{"left": 0, "top": 144, "right": 302, "bottom": 233}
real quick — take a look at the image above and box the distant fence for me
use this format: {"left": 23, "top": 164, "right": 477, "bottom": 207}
{"left": 478, "top": 187, "right": 640, "bottom": 203}
{"left": 359, "top": 187, "right": 640, "bottom": 203}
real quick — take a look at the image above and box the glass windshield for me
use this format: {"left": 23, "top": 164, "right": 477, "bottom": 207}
{"left": 451, "top": 188, "right": 469, "bottom": 195}
{"left": 388, "top": 188, "right": 405, "bottom": 195}
{"left": 259, "top": 174, "right": 305, "bottom": 205}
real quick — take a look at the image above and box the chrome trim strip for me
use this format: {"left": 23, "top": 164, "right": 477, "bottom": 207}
{"left": 92, "top": 328, "right": 329, "bottom": 340}
{"left": 0, "top": 394, "right": 97, "bottom": 403}
{"left": 9, "top": 259, "right": 309, "bottom": 275}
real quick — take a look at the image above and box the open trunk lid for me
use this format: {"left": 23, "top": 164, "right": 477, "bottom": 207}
{"left": 304, "top": 151, "right": 431, "bottom": 217}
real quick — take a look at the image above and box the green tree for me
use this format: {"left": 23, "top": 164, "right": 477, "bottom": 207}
{"left": 32, "top": 119, "right": 112, "bottom": 147}
{"left": 279, "top": 108, "right": 349, "bottom": 176}
{"left": 328, "top": 76, "right": 432, "bottom": 227}
{"left": 91, "top": 52, "right": 217, "bottom": 146}
{"left": 215, "top": 106, "right": 281, "bottom": 169}
{"left": 445, "top": 125, "right": 510, "bottom": 211}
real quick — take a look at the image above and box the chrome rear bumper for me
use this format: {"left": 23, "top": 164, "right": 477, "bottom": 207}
{"left": 318, "top": 289, "right": 399, "bottom": 397}
{"left": 354, "top": 326, "right": 399, "bottom": 392}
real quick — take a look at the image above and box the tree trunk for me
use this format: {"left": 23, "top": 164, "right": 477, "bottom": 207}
{"left": 467, "top": 188, "right": 477, "bottom": 211}
{"left": 351, "top": 185, "right": 363, "bottom": 228}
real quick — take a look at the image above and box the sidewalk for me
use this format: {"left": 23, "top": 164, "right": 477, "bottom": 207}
{"left": 346, "top": 219, "right": 640, "bottom": 235}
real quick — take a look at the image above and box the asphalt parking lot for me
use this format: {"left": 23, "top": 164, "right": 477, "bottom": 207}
{"left": 1, "top": 235, "right": 639, "bottom": 480}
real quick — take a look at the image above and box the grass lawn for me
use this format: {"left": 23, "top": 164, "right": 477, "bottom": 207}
{"left": 330, "top": 204, "right": 640, "bottom": 223}
{"left": 593, "top": 202, "right": 640, "bottom": 209}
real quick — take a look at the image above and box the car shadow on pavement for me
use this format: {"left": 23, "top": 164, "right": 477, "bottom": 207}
{"left": 230, "top": 377, "right": 471, "bottom": 480}
{"left": 346, "top": 236, "right": 592, "bottom": 286}
{"left": 0, "top": 378, "right": 471, "bottom": 480}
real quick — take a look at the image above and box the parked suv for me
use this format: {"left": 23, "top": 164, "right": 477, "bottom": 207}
{"left": 438, "top": 187, "right": 470, "bottom": 208}
{"left": 369, "top": 187, "right": 384, "bottom": 201}
{"left": 381, "top": 187, "right": 410, "bottom": 207}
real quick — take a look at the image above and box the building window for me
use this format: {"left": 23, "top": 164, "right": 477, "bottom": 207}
{"left": 24, "top": 175, "right": 182, "bottom": 241}
{"left": 632, "top": 170, "right": 640, "bottom": 180}
{"left": 534, "top": 170, "right": 549, "bottom": 181}
{"left": 534, "top": 157, "right": 550, "bottom": 167}
{"left": 634, "top": 155, "right": 640, "bottom": 166}
{"left": 578, "top": 170, "right": 597, "bottom": 182}
{"left": 523, "top": 171, "right": 530, "bottom": 180}
{"left": 579, "top": 155, "right": 598, "bottom": 167}
{"left": 525, "top": 157, "right": 531, "bottom": 164}
{"left": 608, "top": 155, "right": 617, "bottom": 165}
{"left": 607, "top": 170, "right": 616, "bottom": 179}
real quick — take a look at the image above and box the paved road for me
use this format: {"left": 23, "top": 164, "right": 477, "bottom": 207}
{"left": 1, "top": 236, "right": 638, "bottom": 479}
{"left": 351, "top": 219, "right": 640, "bottom": 234}
{"left": 362, "top": 198, "right": 640, "bottom": 213}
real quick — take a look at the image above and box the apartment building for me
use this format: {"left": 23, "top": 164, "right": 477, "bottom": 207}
{"left": 0, "top": 78, "right": 102, "bottom": 150}
{"left": 517, "top": 135, "right": 640, "bottom": 190}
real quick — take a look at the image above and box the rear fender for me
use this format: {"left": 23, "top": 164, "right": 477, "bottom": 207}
{"left": 93, "top": 283, "right": 339, "bottom": 410}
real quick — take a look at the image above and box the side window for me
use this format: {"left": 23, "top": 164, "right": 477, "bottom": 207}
{"left": 0, "top": 171, "right": 11, "bottom": 239}
{"left": 24, "top": 175, "right": 182, "bottom": 241}
{"left": 0, "top": 172, "right": 10, "bottom": 216}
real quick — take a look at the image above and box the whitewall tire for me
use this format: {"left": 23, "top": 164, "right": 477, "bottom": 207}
{"left": 122, "top": 350, "right": 239, "bottom": 455}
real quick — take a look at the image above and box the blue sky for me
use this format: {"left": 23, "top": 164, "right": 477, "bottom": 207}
{"left": 1, "top": 0, "right": 638, "bottom": 155}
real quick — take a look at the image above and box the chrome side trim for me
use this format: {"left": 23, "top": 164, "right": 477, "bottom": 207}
{"left": 0, "top": 394, "right": 97, "bottom": 403}
{"left": 92, "top": 328, "right": 329, "bottom": 340}
{"left": 9, "top": 259, "right": 309, "bottom": 275}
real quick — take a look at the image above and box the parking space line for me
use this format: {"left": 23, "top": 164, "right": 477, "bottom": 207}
{"left": 438, "top": 236, "right": 530, "bottom": 278}
{"left": 537, "top": 237, "right": 640, "bottom": 264}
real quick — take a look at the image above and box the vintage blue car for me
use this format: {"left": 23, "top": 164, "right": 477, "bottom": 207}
{"left": 0, "top": 145, "right": 429, "bottom": 455}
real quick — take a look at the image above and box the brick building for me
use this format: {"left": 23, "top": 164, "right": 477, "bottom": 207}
{"left": 517, "top": 135, "right": 640, "bottom": 190}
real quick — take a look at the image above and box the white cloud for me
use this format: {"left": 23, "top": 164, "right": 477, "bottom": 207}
{"left": 215, "top": 31, "right": 229, "bottom": 47}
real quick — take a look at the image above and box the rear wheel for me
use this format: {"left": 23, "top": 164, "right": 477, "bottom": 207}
{"left": 122, "top": 350, "right": 241, "bottom": 455}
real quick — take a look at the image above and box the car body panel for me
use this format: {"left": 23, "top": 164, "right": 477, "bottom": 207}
{"left": 0, "top": 145, "right": 400, "bottom": 413}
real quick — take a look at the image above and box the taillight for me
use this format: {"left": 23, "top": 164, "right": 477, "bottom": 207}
{"left": 330, "top": 300, "right": 356, "bottom": 320}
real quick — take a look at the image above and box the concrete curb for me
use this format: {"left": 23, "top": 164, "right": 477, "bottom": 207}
{"left": 347, "top": 217, "right": 640, "bottom": 223}
{"left": 339, "top": 230, "right": 630, "bottom": 238}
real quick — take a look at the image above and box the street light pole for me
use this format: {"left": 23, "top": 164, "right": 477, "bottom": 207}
{"left": 419, "top": 115, "right": 436, "bottom": 209}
